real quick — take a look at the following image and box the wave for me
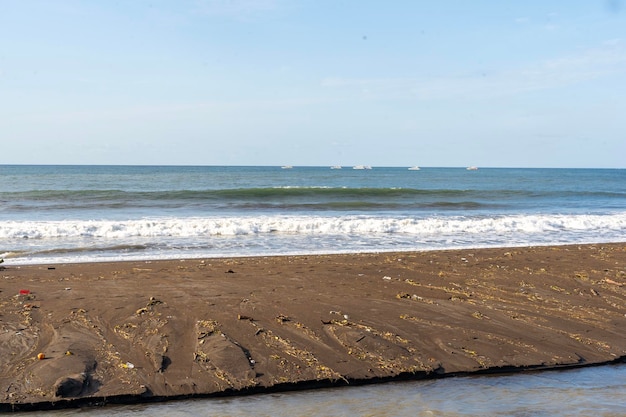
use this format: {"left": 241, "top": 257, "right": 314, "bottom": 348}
{"left": 29, "top": 244, "right": 151, "bottom": 256}
{"left": 4, "top": 213, "right": 625, "bottom": 265}
{"left": 5, "top": 187, "right": 624, "bottom": 201}
{"left": 2, "top": 213, "right": 625, "bottom": 240}
{"left": 4, "top": 187, "right": 625, "bottom": 214}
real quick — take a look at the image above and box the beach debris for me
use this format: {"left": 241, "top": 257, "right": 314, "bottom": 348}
{"left": 323, "top": 310, "right": 350, "bottom": 325}
{"left": 471, "top": 311, "right": 486, "bottom": 319}
{"left": 328, "top": 311, "right": 349, "bottom": 320}
{"left": 120, "top": 362, "right": 135, "bottom": 369}
{"left": 604, "top": 278, "right": 623, "bottom": 286}
{"left": 550, "top": 285, "right": 566, "bottom": 293}
{"left": 147, "top": 296, "right": 163, "bottom": 306}
{"left": 382, "top": 276, "right": 392, "bottom": 281}
{"left": 134, "top": 297, "right": 164, "bottom": 315}
{"left": 65, "top": 350, "right": 73, "bottom": 356}
{"left": 19, "top": 289, "right": 30, "bottom": 295}
{"left": 37, "top": 352, "right": 45, "bottom": 360}
{"left": 226, "top": 269, "right": 235, "bottom": 273}
{"left": 65, "top": 287, "right": 71, "bottom": 290}
{"left": 329, "top": 310, "right": 349, "bottom": 319}
{"left": 276, "top": 314, "right": 290, "bottom": 323}
{"left": 237, "top": 314, "right": 253, "bottom": 321}
{"left": 196, "top": 319, "right": 220, "bottom": 339}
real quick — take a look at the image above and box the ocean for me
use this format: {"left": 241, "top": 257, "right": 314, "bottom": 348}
{"left": 3, "top": 165, "right": 626, "bottom": 416}
{"left": 1, "top": 165, "right": 625, "bottom": 265}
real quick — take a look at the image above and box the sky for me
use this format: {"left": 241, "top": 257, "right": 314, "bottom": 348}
{"left": 0, "top": 0, "right": 625, "bottom": 168}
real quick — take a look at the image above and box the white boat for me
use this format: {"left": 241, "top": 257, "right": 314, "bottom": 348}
{"left": 353, "top": 165, "right": 372, "bottom": 170}
{"left": 281, "top": 165, "right": 293, "bottom": 169}
{"left": 466, "top": 166, "right": 478, "bottom": 171}
{"left": 330, "top": 165, "right": 342, "bottom": 169}
{"left": 408, "top": 166, "right": 420, "bottom": 171}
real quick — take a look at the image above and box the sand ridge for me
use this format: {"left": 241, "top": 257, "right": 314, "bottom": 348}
{"left": 1, "top": 243, "right": 626, "bottom": 411}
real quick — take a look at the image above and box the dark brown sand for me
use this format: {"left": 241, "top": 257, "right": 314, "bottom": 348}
{"left": 1, "top": 243, "right": 626, "bottom": 411}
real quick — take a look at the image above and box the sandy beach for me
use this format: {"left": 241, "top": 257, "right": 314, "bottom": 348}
{"left": 1, "top": 243, "right": 626, "bottom": 411}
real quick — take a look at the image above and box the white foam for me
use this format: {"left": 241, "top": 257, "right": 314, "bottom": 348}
{"left": 2, "top": 213, "right": 626, "bottom": 240}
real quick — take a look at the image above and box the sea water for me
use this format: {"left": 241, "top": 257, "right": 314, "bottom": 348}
{"left": 1, "top": 165, "right": 625, "bottom": 264}
{"left": 2, "top": 165, "right": 626, "bottom": 415}
{"left": 21, "top": 364, "right": 626, "bottom": 416}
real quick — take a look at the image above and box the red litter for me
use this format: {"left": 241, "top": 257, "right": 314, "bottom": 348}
{"left": 19, "top": 289, "right": 30, "bottom": 295}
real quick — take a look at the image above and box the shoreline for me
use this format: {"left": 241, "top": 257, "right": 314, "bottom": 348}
{"left": 2, "top": 243, "right": 626, "bottom": 411}
{"left": 8, "top": 238, "right": 626, "bottom": 267}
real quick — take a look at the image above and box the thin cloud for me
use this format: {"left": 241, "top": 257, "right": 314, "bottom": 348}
{"left": 194, "top": 0, "right": 281, "bottom": 17}
{"left": 320, "top": 41, "right": 626, "bottom": 101}
{"left": 28, "top": 96, "right": 336, "bottom": 126}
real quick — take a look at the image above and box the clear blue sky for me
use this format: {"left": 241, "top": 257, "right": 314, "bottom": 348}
{"left": 1, "top": 0, "right": 624, "bottom": 167}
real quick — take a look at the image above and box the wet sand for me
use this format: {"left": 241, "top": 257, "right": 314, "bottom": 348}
{"left": 1, "top": 243, "right": 625, "bottom": 411}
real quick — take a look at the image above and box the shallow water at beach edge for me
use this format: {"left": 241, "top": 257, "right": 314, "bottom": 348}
{"left": 22, "top": 363, "right": 626, "bottom": 417}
